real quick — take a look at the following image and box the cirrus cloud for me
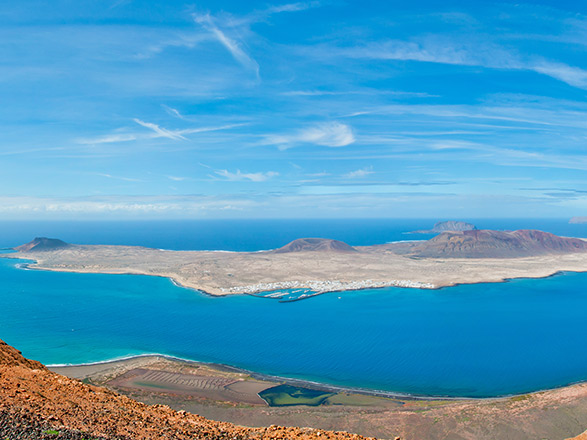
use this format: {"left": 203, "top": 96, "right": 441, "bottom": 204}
{"left": 214, "top": 169, "right": 279, "bottom": 182}
{"left": 267, "top": 122, "right": 355, "bottom": 150}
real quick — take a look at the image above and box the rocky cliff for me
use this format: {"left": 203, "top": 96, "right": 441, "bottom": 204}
{"left": 0, "top": 338, "right": 373, "bottom": 440}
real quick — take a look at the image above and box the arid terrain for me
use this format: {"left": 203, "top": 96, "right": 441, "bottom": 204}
{"left": 2, "top": 336, "right": 586, "bottom": 440}
{"left": 0, "top": 338, "right": 374, "bottom": 439}
{"left": 6, "top": 230, "right": 587, "bottom": 296}
{"left": 45, "top": 349, "right": 587, "bottom": 440}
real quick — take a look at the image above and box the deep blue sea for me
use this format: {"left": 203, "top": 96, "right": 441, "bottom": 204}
{"left": 0, "top": 219, "right": 586, "bottom": 398}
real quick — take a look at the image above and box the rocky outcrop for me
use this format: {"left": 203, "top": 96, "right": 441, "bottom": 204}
{"left": 408, "top": 229, "right": 587, "bottom": 258}
{"left": 0, "top": 339, "right": 45, "bottom": 370}
{"left": 273, "top": 238, "right": 357, "bottom": 253}
{"left": 14, "top": 237, "right": 70, "bottom": 252}
{"left": 0, "top": 338, "right": 373, "bottom": 440}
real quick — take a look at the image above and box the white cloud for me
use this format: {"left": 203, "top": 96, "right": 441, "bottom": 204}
{"left": 77, "top": 122, "right": 247, "bottom": 145}
{"left": 0, "top": 195, "right": 260, "bottom": 218}
{"left": 77, "top": 133, "right": 138, "bottom": 145}
{"left": 265, "top": 2, "right": 319, "bottom": 14}
{"left": 331, "top": 38, "right": 587, "bottom": 90}
{"left": 531, "top": 61, "right": 587, "bottom": 89}
{"left": 268, "top": 122, "right": 355, "bottom": 149}
{"left": 214, "top": 169, "right": 279, "bottom": 182}
{"left": 193, "top": 13, "right": 260, "bottom": 78}
{"left": 161, "top": 105, "right": 186, "bottom": 120}
{"left": 133, "top": 118, "right": 187, "bottom": 140}
{"left": 346, "top": 166, "right": 374, "bottom": 178}
{"left": 96, "top": 173, "right": 142, "bottom": 182}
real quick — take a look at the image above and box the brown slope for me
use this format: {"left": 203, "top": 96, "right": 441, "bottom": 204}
{"left": 273, "top": 238, "right": 357, "bottom": 253}
{"left": 409, "top": 229, "right": 587, "bottom": 258}
{"left": 15, "top": 237, "right": 70, "bottom": 252}
{"left": 568, "top": 430, "right": 587, "bottom": 440}
{"left": 0, "top": 338, "right": 374, "bottom": 440}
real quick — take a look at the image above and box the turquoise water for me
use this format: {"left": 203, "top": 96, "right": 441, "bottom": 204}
{"left": 0, "top": 255, "right": 586, "bottom": 398}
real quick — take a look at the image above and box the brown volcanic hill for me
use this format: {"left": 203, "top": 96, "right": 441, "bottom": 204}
{"left": 409, "top": 229, "right": 587, "bottom": 258}
{"left": 273, "top": 238, "right": 357, "bottom": 253}
{"left": 0, "top": 338, "right": 373, "bottom": 440}
{"left": 14, "top": 237, "right": 70, "bottom": 252}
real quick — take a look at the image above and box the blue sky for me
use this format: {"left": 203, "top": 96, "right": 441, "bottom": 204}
{"left": 0, "top": 0, "right": 586, "bottom": 219}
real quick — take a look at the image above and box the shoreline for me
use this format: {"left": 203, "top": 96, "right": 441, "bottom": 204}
{"left": 48, "top": 352, "right": 587, "bottom": 402}
{"left": 4, "top": 253, "right": 587, "bottom": 299}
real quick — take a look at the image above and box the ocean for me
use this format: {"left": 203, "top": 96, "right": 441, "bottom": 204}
{"left": 0, "top": 218, "right": 586, "bottom": 398}
{"left": 1, "top": 218, "right": 587, "bottom": 251}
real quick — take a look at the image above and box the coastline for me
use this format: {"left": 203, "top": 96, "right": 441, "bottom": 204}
{"left": 5, "top": 252, "right": 587, "bottom": 299}
{"left": 3, "top": 246, "right": 587, "bottom": 400}
{"left": 48, "top": 351, "right": 587, "bottom": 402}
{"left": 45, "top": 352, "right": 587, "bottom": 440}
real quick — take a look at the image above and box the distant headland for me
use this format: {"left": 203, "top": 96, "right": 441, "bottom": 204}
{"left": 570, "top": 217, "right": 587, "bottom": 224}
{"left": 411, "top": 220, "right": 477, "bottom": 234}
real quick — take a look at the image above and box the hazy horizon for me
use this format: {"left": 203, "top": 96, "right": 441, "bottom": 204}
{"left": 1, "top": 0, "right": 586, "bottom": 220}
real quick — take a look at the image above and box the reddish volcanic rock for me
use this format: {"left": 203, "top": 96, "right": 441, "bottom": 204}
{"left": 568, "top": 430, "right": 587, "bottom": 440}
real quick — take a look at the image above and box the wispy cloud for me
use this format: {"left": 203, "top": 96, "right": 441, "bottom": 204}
{"left": 193, "top": 13, "right": 260, "bottom": 78}
{"left": 161, "top": 105, "right": 186, "bottom": 120}
{"left": 77, "top": 122, "right": 247, "bottom": 145}
{"left": 95, "top": 173, "right": 143, "bottom": 182}
{"left": 267, "top": 122, "right": 355, "bottom": 149}
{"left": 133, "top": 118, "right": 187, "bottom": 140}
{"left": 77, "top": 133, "right": 139, "bottom": 145}
{"left": 326, "top": 38, "right": 587, "bottom": 89}
{"left": 531, "top": 61, "right": 587, "bottom": 89}
{"left": 281, "top": 89, "right": 436, "bottom": 97}
{"left": 264, "top": 2, "right": 319, "bottom": 15}
{"left": 214, "top": 169, "right": 279, "bottom": 182}
{"left": 346, "top": 166, "right": 374, "bottom": 178}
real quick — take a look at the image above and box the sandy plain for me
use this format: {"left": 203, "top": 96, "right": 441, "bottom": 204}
{"left": 5, "top": 243, "right": 587, "bottom": 295}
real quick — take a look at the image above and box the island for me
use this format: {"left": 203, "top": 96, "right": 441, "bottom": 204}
{"left": 5, "top": 229, "right": 587, "bottom": 297}
{"left": 411, "top": 220, "right": 477, "bottom": 234}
